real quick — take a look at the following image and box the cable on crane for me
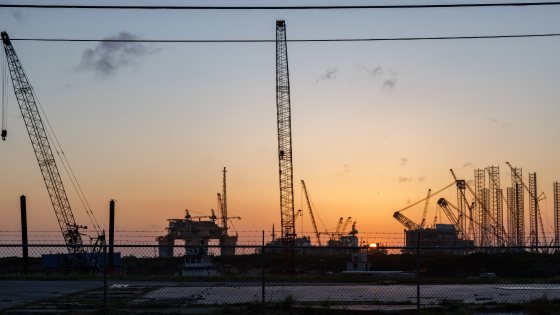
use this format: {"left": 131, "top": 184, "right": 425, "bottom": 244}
{"left": 29, "top": 86, "right": 102, "bottom": 234}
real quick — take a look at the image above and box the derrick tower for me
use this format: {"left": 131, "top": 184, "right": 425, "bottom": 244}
{"left": 554, "top": 182, "right": 560, "bottom": 248}
{"left": 506, "top": 187, "right": 517, "bottom": 246}
{"left": 512, "top": 167, "right": 525, "bottom": 246}
{"left": 528, "top": 173, "right": 538, "bottom": 249}
{"left": 475, "top": 169, "right": 487, "bottom": 246}
{"left": 276, "top": 20, "right": 296, "bottom": 273}
{"left": 488, "top": 166, "right": 503, "bottom": 246}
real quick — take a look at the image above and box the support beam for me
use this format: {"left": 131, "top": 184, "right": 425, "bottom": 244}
{"left": 20, "top": 195, "right": 28, "bottom": 274}
{"left": 554, "top": 182, "right": 560, "bottom": 249}
{"left": 108, "top": 200, "right": 115, "bottom": 273}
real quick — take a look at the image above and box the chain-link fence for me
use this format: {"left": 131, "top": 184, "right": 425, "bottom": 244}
{"left": 2, "top": 244, "right": 560, "bottom": 314}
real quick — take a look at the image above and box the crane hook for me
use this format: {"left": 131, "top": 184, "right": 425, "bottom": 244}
{"left": 1, "top": 129, "right": 6, "bottom": 141}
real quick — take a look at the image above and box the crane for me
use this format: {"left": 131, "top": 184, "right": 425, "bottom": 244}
{"left": 294, "top": 209, "right": 303, "bottom": 222}
{"left": 419, "top": 189, "right": 431, "bottom": 228}
{"left": 393, "top": 182, "right": 456, "bottom": 230}
{"left": 1, "top": 32, "right": 104, "bottom": 259}
{"left": 276, "top": 20, "right": 296, "bottom": 273}
{"left": 393, "top": 212, "right": 418, "bottom": 230}
{"left": 301, "top": 180, "right": 323, "bottom": 246}
{"left": 450, "top": 169, "right": 476, "bottom": 240}
{"left": 334, "top": 218, "right": 344, "bottom": 235}
{"left": 341, "top": 217, "right": 352, "bottom": 234}
{"left": 229, "top": 220, "right": 239, "bottom": 238}
{"left": 437, "top": 198, "right": 459, "bottom": 227}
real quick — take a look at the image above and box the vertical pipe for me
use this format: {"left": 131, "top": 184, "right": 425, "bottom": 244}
{"left": 108, "top": 200, "right": 115, "bottom": 273}
{"left": 20, "top": 195, "right": 29, "bottom": 275}
{"left": 262, "top": 230, "right": 265, "bottom": 315}
{"left": 103, "top": 241, "right": 107, "bottom": 315}
{"left": 416, "top": 233, "right": 421, "bottom": 315}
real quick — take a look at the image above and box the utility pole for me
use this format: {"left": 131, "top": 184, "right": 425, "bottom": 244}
{"left": 276, "top": 20, "right": 296, "bottom": 274}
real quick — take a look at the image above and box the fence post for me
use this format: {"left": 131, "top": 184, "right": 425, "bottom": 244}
{"left": 262, "top": 230, "right": 265, "bottom": 315}
{"left": 20, "top": 195, "right": 29, "bottom": 275}
{"left": 416, "top": 233, "right": 421, "bottom": 315}
{"left": 103, "top": 241, "right": 107, "bottom": 315}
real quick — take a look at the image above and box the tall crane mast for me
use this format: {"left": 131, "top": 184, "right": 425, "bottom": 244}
{"left": 301, "top": 180, "right": 322, "bottom": 246}
{"left": 220, "top": 167, "right": 228, "bottom": 233}
{"left": 1, "top": 32, "right": 88, "bottom": 253}
{"left": 276, "top": 20, "right": 296, "bottom": 273}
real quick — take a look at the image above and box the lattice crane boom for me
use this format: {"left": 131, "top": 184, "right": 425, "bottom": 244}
{"left": 393, "top": 212, "right": 418, "bottom": 230}
{"left": 1, "top": 32, "right": 84, "bottom": 253}
{"left": 334, "top": 218, "right": 344, "bottom": 235}
{"left": 341, "top": 217, "right": 352, "bottom": 234}
{"left": 301, "top": 180, "right": 322, "bottom": 246}
{"left": 276, "top": 20, "right": 296, "bottom": 273}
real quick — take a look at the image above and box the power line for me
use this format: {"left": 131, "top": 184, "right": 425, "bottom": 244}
{"left": 9, "top": 33, "right": 560, "bottom": 43}
{"left": 2, "top": 3, "right": 560, "bottom": 9}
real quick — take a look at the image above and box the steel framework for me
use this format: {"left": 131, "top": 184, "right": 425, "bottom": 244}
{"left": 487, "top": 166, "right": 503, "bottom": 246}
{"left": 528, "top": 173, "right": 538, "bottom": 249}
{"left": 1, "top": 32, "right": 84, "bottom": 253}
{"left": 221, "top": 167, "right": 228, "bottom": 232}
{"left": 506, "top": 187, "right": 517, "bottom": 246}
{"left": 474, "top": 169, "right": 487, "bottom": 246}
{"left": 555, "top": 182, "right": 560, "bottom": 248}
{"left": 276, "top": 20, "right": 296, "bottom": 273}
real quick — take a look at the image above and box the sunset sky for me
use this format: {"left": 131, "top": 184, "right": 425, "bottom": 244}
{"left": 1, "top": 0, "right": 560, "bottom": 244}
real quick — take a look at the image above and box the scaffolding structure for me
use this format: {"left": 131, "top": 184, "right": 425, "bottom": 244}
{"left": 555, "top": 182, "right": 560, "bottom": 248}
{"left": 506, "top": 187, "right": 517, "bottom": 246}
{"left": 488, "top": 166, "right": 502, "bottom": 246}
{"left": 528, "top": 173, "right": 538, "bottom": 249}
{"left": 475, "top": 169, "right": 486, "bottom": 246}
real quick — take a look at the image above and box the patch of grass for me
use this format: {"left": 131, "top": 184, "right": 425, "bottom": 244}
{"left": 279, "top": 294, "right": 295, "bottom": 313}
{"left": 524, "top": 294, "right": 554, "bottom": 315}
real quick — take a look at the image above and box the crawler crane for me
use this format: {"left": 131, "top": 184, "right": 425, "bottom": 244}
{"left": 1, "top": 32, "right": 104, "bottom": 267}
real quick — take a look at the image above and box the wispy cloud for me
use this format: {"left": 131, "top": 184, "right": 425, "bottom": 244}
{"left": 77, "top": 31, "right": 159, "bottom": 77}
{"left": 418, "top": 176, "right": 426, "bottom": 182}
{"left": 399, "top": 177, "right": 413, "bottom": 183}
{"left": 383, "top": 78, "right": 397, "bottom": 91}
{"left": 316, "top": 67, "right": 339, "bottom": 82}
{"left": 400, "top": 158, "right": 408, "bottom": 166}
{"left": 11, "top": 10, "right": 25, "bottom": 23}
{"left": 487, "top": 117, "right": 511, "bottom": 128}
{"left": 406, "top": 198, "right": 411, "bottom": 204}
{"left": 360, "top": 65, "right": 383, "bottom": 78}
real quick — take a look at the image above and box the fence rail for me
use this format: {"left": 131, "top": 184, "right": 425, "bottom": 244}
{"left": 2, "top": 244, "right": 560, "bottom": 314}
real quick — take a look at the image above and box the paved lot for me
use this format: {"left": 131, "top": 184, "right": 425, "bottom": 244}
{"left": 0, "top": 281, "right": 102, "bottom": 309}
{"left": 2, "top": 281, "right": 560, "bottom": 311}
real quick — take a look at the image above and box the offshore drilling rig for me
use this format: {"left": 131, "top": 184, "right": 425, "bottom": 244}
{"left": 393, "top": 166, "right": 559, "bottom": 251}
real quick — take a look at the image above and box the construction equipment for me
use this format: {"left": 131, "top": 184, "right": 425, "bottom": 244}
{"left": 393, "top": 182, "right": 455, "bottom": 229}
{"left": 437, "top": 198, "right": 459, "bottom": 228}
{"left": 341, "top": 217, "right": 352, "bottom": 234}
{"left": 505, "top": 162, "right": 547, "bottom": 247}
{"left": 1, "top": 32, "right": 104, "bottom": 265}
{"left": 419, "top": 189, "right": 431, "bottom": 228}
{"left": 334, "top": 218, "right": 344, "bottom": 235}
{"left": 276, "top": 20, "right": 296, "bottom": 273}
{"left": 393, "top": 212, "right": 418, "bottom": 230}
{"left": 301, "top": 180, "right": 323, "bottom": 246}
{"left": 450, "top": 170, "right": 475, "bottom": 241}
